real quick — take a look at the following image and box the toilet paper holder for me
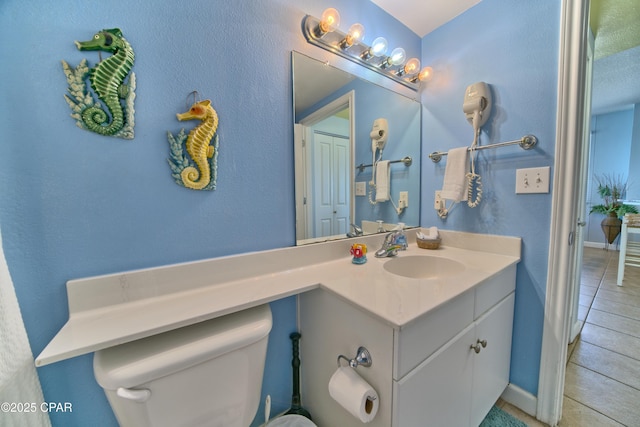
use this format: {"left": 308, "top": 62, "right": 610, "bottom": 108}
{"left": 337, "top": 346, "right": 372, "bottom": 368}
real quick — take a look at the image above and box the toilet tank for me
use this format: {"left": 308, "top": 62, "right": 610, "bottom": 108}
{"left": 94, "top": 304, "right": 272, "bottom": 427}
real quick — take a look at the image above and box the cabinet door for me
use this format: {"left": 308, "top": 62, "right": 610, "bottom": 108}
{"left": 393, "top": 324, "right": 475, "bottom": 427}
{"left": 470, "top": 293, "right": 515, "bottom": 426}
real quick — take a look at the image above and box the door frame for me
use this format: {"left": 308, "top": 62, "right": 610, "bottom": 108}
{"left": 537, "top": 0, "right": 591, "bottom": 425}
{"left": 294, "top": 91, "right": 355, "bottom": 242}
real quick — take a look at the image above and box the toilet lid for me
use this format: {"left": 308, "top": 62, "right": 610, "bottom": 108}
{"left": 267, "top": 414, "right": 317, "bottom": 427}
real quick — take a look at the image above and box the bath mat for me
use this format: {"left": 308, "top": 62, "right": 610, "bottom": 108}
{"left": 479, "top": 405, "right": 528, "bottom": 427}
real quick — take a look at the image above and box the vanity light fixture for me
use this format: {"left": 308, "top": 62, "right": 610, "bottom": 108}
{"left": 302, "top": 8, "right": 431, "bottom": 90}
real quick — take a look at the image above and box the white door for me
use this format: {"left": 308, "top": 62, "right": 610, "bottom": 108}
{"left": 312, "top": 132, "right": 350, "bottom": 238}
{"left": 568, "top": 29, "right": 594, "bottom": 343}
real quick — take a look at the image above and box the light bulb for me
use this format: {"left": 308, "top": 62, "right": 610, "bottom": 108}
{"left": 347, "top": 23, "right": 365, "bottom": 45}
{"left": 361, "top": 36, "right": 387, "bottom": 60}
{"left": 389, "top": 48, "right": 406, "bottom": 66}
{"left": 319, "top": 8, "right": 340, "bottom": 33}
{"left": 370, "top": 37, "right": 388, "bottom": 56}
{"left": 381, "top": 47, "right": 406, "bottom": 68}
{"left": 402, "top": 58, "right": 421, "bottom": 75}
{"left": 415, "top": 66, "right": 433, "bottom": 82}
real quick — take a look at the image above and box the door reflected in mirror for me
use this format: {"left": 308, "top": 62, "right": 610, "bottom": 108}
{"left": 293, "top": 51, "right": 421, "bottom": 245}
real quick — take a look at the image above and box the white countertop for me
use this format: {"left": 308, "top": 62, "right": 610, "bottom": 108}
{"left": 322, "top": 245, "right": 519, "bottom": 326}
{"left": 35, "top": 229, "right": 521, "bottom": 367}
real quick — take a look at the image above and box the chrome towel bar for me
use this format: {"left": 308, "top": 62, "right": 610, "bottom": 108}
{"left": 428, "top": 134, "right": 537, "bottom": 163}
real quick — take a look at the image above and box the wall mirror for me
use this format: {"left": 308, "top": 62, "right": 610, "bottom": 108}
{"left": 293, "top": 51, "right": 421, "bottom": 245}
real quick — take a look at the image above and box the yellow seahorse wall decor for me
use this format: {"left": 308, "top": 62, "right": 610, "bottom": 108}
{"left": 167, "top": 99, "right": 220, "bottom": 191}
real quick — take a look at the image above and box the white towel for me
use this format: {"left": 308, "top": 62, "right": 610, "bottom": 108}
{"left": 375, "top": 160, "right": 390, "bottom": 202}
{"left": 0, "top": 229, "right": 51, "bottom": 427}
{"left": 440, "top": 147, "right": 469, "bottom": 202}
{"left": 417, "top": 227, "right": 440, "bottom": 241}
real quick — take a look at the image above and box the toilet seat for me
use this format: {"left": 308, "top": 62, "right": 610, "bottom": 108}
{"left": 267, "top": 414, "right": 317, "bottom": 426}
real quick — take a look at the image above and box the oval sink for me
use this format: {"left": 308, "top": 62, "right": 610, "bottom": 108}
{"left": 383, "top": 255, "right": 465, "bottom": 279}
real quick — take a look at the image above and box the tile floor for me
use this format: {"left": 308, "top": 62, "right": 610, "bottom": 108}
{"left": 495, "top": 247, "right": 640, "bottom": 426}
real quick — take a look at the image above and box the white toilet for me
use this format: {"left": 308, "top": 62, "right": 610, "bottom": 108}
{"left": 94, "top": 304, "right": 272, "bottom": 427}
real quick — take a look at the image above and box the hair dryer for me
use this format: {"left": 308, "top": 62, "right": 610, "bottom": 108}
{"left": 462, "top": 82, "right": 491, "bottom": 130}
{"left": 462, "top": 82, "right": 491, "bottom": 208}
{"left": 370, "top": 118, "right": 388, "bottom": 152}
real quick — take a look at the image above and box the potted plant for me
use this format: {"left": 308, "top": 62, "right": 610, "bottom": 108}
{"left": 589, "top": 173, "right": 638, "bottom": 244}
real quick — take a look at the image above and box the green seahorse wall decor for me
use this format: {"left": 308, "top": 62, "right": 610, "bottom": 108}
{"left": 167, "top": 99, "right": 220, "bottom": 191}
{"left": 62, "top": 28, "right": 136, "bottom": 139}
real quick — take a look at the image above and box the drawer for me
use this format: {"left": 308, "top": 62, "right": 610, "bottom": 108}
{"left": 474, "top": 264, "right": 516, "bottom": 320}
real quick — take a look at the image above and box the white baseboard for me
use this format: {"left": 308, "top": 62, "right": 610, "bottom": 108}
{"left": 583, "top": 240, "right": 618, "bottom": 250}
{"left": 501, "top": 383, "right": 538, "bottom": 418}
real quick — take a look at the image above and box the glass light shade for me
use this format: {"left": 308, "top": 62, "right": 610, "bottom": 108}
{"left": 389, "top": 47, "right": 406, "bottom": 66}
{"left": 370, "top": 37, "right": 388, "bottom": 57}
{"left": 403, "top": 58, "right": 421, "bottom": 75}
{"left": 345, "top": 23, "right": 365, "bottom": 46}
{"left": 320, "top": 8, "right": 340, "bottom": 33}
{"left": 417, "top": 66, "right": 433, "bottom": 82}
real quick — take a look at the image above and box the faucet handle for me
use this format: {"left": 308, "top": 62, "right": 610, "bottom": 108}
{"left": 350, "top": 223, "right": 363, "bottom": 236}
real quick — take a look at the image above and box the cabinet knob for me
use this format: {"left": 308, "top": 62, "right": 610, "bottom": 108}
{"left": 470, "top": 339, "right": 487, "bottom": 354}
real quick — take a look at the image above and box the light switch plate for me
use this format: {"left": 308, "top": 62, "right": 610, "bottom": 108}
{"left": 435, "top": 190, "right": 444, "bottom": 210}
{"left": 516, "top": 166, "right": 550, "bottom": 194}
{"left": 355, "top": 181, "right": 367, "bottom": 196}
{"left": 399, "top": 191, "right": 409, "bottom": 208}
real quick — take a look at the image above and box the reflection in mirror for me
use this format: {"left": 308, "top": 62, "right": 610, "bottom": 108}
{"left": 293, "top": 52, "right": 421, "bottom": 245}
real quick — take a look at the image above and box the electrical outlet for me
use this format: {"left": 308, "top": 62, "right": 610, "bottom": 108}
{"left": 515, "top": 167, "right": 550, "bottom": 194}
{"left": 355, "top": 181, "right": 366, "bottom": 196}
{"left": 434, "top": 191, "right": 444, "bottom": 210}
{"left": 399, "top": 191, "right": 409, "bottom": 208}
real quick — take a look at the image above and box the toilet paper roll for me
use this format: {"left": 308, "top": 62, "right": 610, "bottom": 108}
{"left": 328, "top": 367, "right": 379, "bottom": 423}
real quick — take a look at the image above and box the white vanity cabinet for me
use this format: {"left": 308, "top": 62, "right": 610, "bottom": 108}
{"left": 299, "top": 264, "right": 516, "bottom": 427}
{"left": 393, "top": 291, "right": 515, "bottom": 426}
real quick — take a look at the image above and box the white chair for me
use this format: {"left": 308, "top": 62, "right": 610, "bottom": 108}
{"left": 617, "top": 213, "right": 640, "bottom": 286}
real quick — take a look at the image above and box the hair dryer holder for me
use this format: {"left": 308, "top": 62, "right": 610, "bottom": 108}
{"left": 337, "top": 346, "right": 372, "bottom": 368}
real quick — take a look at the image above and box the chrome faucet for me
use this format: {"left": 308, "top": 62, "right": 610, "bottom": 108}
{"left": 347, "top": 223, "right": 363, "bottom": 238}
{"left": 374, "top": 230, "right": 407, "bottom": 258}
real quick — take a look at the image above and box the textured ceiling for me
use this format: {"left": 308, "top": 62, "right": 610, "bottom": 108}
{"left": 590, "top": 0, "right": 640, "bottom": 114}
{"left": 590, "top": 0, "right": 640, "bottom": 60}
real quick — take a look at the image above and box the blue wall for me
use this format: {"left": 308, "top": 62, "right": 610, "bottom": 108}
{"left": 586, "top": 109, "right": 635, "bottom": 243}
{"left": 0, "top": 0, "right": 419, "bottom": 426}
{"left": 420, "top": 0, "right": 561, "bottom": 395}
{"left": 351, "top": 79, "right": 421, "bottom": 227}
{"left": 1, "top": 0, "right": 566, "bottom": 424}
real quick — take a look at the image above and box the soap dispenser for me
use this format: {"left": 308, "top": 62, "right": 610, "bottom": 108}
{"left": 395, "top": 223, "right": 408, "bottom": 250}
